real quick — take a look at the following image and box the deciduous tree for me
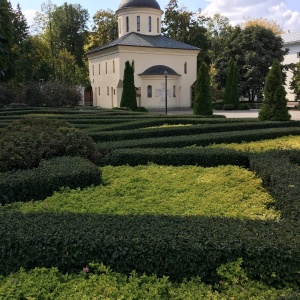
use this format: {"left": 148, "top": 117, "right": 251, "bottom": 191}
{"left": 215, "top": 25, "right": 288, "bottom": 102}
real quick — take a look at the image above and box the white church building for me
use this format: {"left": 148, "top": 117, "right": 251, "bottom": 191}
{"left": 281, "top": 32, "right": 300, "bottom": 101}
{"left": 86, "top": 0, "right": 200, "bottom": 109}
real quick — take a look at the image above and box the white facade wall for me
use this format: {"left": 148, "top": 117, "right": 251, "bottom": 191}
{"left": 117, "top": 7, "right": 163, "bottom": 37}
{"left": 88, "top": 46, "right": 198, "bottom": 109}
{"left": 283, "top": 43, "right": 300, "bottom": 101}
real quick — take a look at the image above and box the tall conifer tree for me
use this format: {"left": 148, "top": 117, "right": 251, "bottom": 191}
{"left": 224, "top": 58, "right": 239, "bottom": 108}
{"left": 259, "top": 59, "right": 290, "bottom": 121}
{"left": 193, "top": 62, "right": 213, "bottom": 115}
{"left": 120, "top": 61, "right": 137, "bottom": 110}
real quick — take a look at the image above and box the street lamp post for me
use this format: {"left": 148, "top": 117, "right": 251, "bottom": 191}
{"left": 164, "top": 70, "right": 168, "bottom": 114}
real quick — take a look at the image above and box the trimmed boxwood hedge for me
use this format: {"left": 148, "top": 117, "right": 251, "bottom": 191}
{"left": 107, "top": 147, "right": 250, "bottom": 167}
{"left": 89, "top": 121, "right": 300, "bottom": 142}
{"left": 250, "top": 150, "right": 300, "bottom": 221}
{"left": 0, "top": 212, "right": 299, "bottom": 286}
{"left": 97, "top": 127, "right": 300, "bottom": 151}
{"left": 0, "top": 156, "right": 101, "bottom": 205}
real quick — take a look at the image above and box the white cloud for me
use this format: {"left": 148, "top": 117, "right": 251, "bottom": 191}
{"left": 203, "top": 0, "right": 300, "bottom": 32}
{"left": 23, "top": 9, "right": 37, "bottom": 28}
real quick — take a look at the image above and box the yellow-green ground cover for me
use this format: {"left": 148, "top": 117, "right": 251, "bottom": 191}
{"left": 207, "top": 135, "right": 300, "bottom": 152}
{"left": 5, "top": 164, "right": 280, "bottom": 220}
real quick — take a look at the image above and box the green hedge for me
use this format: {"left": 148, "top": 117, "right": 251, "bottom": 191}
{"left": 97, "top": 127, "right": 300, "bottom": 151}
{"left": 250, "top": 150, "right": 300, "bottom": 221}
{"left": 0, "top": 213, "right": 299, "bottom": 286}
{"left": 90, "top": 121, "right": 300, "bottom": 142}
{"left": 107, "top": 148, "right": 249, "bottom": 167}
{"left": 0, "top": 156, "right": 101, "bottom": 205}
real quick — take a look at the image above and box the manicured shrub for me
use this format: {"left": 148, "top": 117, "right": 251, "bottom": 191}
{"left": 223, "top": 104, "right": 236, "bottom": 110}
{"left": 107, "top": 147, "right": 249, "bottom": 167}
{"left": 0, "top": 117, "right": 99, "bottom": 172}
{"left": 250, "top": 150, "right": 300, "bottom": 221}
{"left": 0, "top": 156, "right": 102, "bottom": 204}
{"left": 259, "top": 59, "right": 290, "bottom": 121}
{"left": 224, "top": 58, "right": 239, "bottom": 108}
{"left": 193, "top": 62, "right": 213, "bottom": 115}
{"left": 120, "top": 61, "right": 137, "bottom": 110}
{"left": 0, "top": 213, "right": 299, "bottom": 286}
{"left": 97, "top": 127, "right": 300, "bottom": 151}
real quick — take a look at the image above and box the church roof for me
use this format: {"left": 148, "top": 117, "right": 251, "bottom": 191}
{"left": 139, "top": 65, "right": 180, "bottom": 76}
{"left": 87, "top": 32, "right": 200, "bottom": 54}
{"left": 118, "top": 0, "right": 161, "bottom": 10}
{"left": 281, "top": 32, "right": 300, "bottom": 45}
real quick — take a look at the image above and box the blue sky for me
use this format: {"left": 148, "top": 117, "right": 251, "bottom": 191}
{"left": 9, "top": 0, "right": 300, "bottom": 33}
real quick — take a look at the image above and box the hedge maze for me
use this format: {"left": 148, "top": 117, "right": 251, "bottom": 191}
{"left": 0, "top": 107, "right": 300, "bottom": 293}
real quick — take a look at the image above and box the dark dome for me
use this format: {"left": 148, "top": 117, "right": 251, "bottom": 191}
{"left": 139, "top": 65, "right": 180, "bottom": 76}
{"left": 118, "top": 0, "right": 161, "bottom": 10}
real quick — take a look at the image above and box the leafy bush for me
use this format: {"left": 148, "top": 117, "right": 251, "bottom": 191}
{"left": 0, "top": 84, "right": 15, "bottom": 106}
{"left": 223, "top": 104, "right": 236, "bottom": 110}
{"left": 41, "top": 81, "right": 81, "bottom": 107}
{"left": 237, "top": 103, "right": 250, "bottom": 110}
{"left": 0, "top": 213, "right": 299, "bottom": 286}
{"left": 0, "top": 117, "right": 99, "bottom": 172}
{"left": 0, "top": 156, "right": 102, "bottom": 204}
{"left": 212, "top": 102, "right": 223, "bottom": 110}
{"left": 0, "top": 262, "right": 297, "bottom": 299}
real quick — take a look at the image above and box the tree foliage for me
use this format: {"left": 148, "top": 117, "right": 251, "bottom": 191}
{"left": 259, "top": 59, "right": 290, "bottom": 121}
{"left": 205, "top": 13, "right": 233, "bottom": 64}
{"left": 120, "top": 61, "right": 137, "bottom": 110}
{"left": 224, "top": 58, "right": 239, "bottom": 108}
{"left": 163, "top": 0, "right": 210, "bottom": 65}
{"left": 193, "top": 62, "right": 213, "bottom": 115}
{"left": 85, "top": 9, "right": 118, "bottom": 52}
{"left": 290, "top": 61, "right": 300, "bottom": 100}
{"left": 242, "top": 17, "right": 283, "bottom": 34}
{"left": 215, "top": 25, "right": 288, "bottom": 102}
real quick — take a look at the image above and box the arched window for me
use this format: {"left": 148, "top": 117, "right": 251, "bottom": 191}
{"left": 173, "top": 85, "right": 176, "bottom": 97}
{"left": 126, "top": 17, "right": 129, "bottom": 32}
{"left": 147, "top": 85, "right": 152, "bottom": 98}
{"left": 184, "top": 62, "right": 187, "bottom": 74}
{"left": 137, "top": 16, "right": 140, "bottom": 32}
{"left": 148, "top": 16, "right": 152, "bottom": 32}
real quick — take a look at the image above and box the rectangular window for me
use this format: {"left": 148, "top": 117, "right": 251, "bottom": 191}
{"left": 113, "top": 60, "right": 115, "bottom": 73}
{"left": 106, "top": 62, "right": 107, "bottom": 74}
{"left": 119, "top": 19, "right": 121, "bottom": 34}
{"left": 126, "top": 17, "right": 129, "bottom": 32}
{"left": 148, "top": 16, "right": 152, "bottom": 32}
{"left": 107, "top": 86, "right": 109, "bottom": 95}
{"left": 157, "top": 18, "right": 159, "bottom": 33}
{"left": 137, "top": 16, "right": 140, "bottom": 32}
{"left": 92, "top": 65, "right": 94, "bottom": 76}
{"left": 99, "top": 63, "right": 101, "bottom": 75}
{"left": 184, "top": 62, "right": 187, "bottom": 74}
{"left": 173, "top": 85, "right": 176, "bottom": 97}
{"left": 98, "top": 87, "right": 100, "bottom": 95}
{"left": 147, "top": 85, "right": 152, "bottom": 98}
{"left": 297, "top": 52, "right": 300, "bottom": 58}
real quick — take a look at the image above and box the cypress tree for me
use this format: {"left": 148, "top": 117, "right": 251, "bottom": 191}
{"left": 193, "top": 62, "right": 213, "bottom": 115}
{"left": 120, "top": 61, "right": 137, "bottom": 110}
{"left": 259, "top": 59, "right": 290, "bottom": 121}
{"left": 224, "top": 58, "right": 239, "bottom": 108}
